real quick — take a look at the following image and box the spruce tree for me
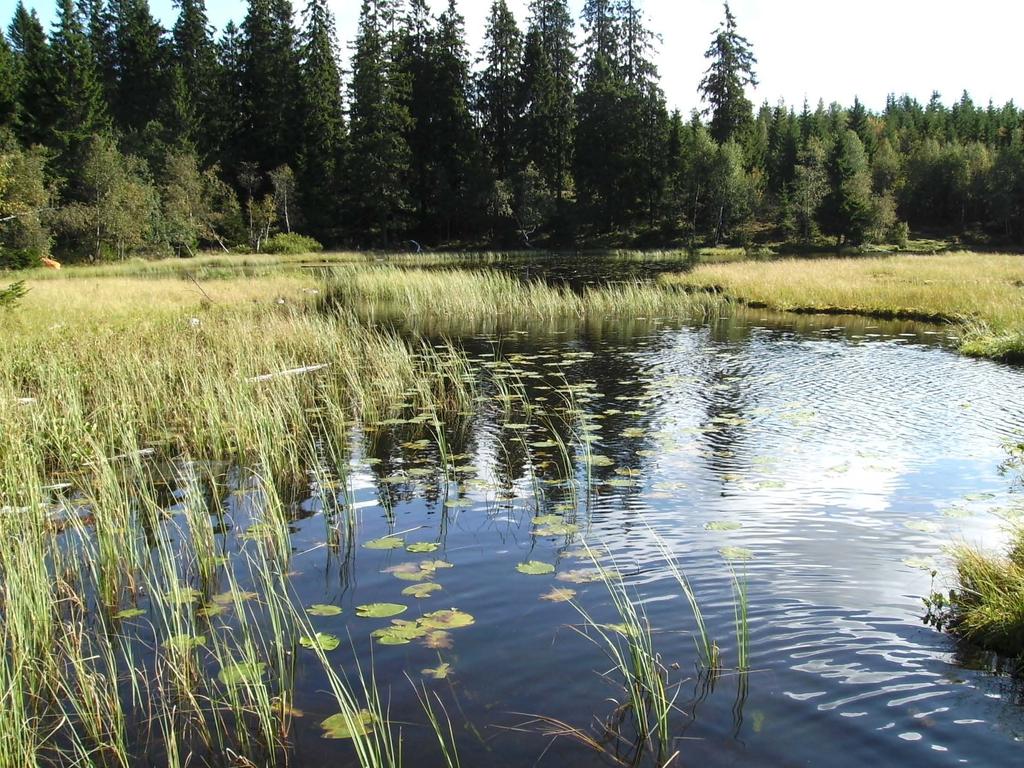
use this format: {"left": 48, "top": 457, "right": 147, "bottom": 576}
{"left": 297, "top": 0, "right": 346, "bottom": 239}
{"left": 423, "top": 0, "right": 479, "bottom": 241}
{"left": 82, "top": 0, "right": 117, "bottom": 106}
{"left": 0, "top": 33, "right": 19, "bottom": 133}
{"left": 240, "top": 0, "right": 300, "bottom": 174}
{"left": 112, "top": 0, "right": 169, "bottom": 136}
{"left": 575, "top": 0, "right": 625, "bottom": 226}
{"left": 8, "top": 3, "right": 54, "bottom": 147}
{"left": 476, "top": 0, "right": 524, "bottom": 184}
{"left": 522, "top": 0, "right": 575, "bottom": 205}
{"left": 396, "top": 0, "right": 435, "bottom": 233}
{"left": 819, "top": 129, "right": 873, "bottom": 245}
{"left": 50, "top": 0, "right": 109, "bottom": 169}
{"left": 699, "top": 1, "right": 757, "bottom": 144}
{"left": 171, "top": 0, "right": 220, "bottom": 155}
{"left": 215, "top": 21, "right": 244, "bottom": 168}
{"left": 347, "top": 0, "right": 411, "bottom": 246}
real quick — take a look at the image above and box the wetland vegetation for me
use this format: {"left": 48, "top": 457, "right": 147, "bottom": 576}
{"left": 3, "top": 250, "right": 1024, "bottom": 767}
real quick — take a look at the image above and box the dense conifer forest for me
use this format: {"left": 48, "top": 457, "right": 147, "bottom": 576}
{"left": 2, "top": 0, "right": 1024, "bottom": 263}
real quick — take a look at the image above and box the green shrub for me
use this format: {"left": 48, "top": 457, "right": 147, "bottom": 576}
{"left": 0, "top": 280, "right": 28, "bottom": 310}
{"left": 0, "top": 248, "right": 42, "bottom": 270}
{"left": 260, "top": 233, "right": 323, "bottom": 255}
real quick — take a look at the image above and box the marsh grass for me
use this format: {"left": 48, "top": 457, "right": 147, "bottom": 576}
{"left": 929, "top": 526, "right": 1024, "bottom": 661}
{"left": 567, "top": 542, "right": 682, "bottom": 767}
{"left": 0, "top": 277, "right": 476, "bottom": 485}
{"left": 665, "top": 252, "right": 1024, "bottom": 359}
{"left": 322, "top": 265, "right": 724, "bottom": 329}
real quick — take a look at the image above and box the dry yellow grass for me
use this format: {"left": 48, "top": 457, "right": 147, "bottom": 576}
{"left": 665, "top": 252, "right": 1024, "bottom": 359}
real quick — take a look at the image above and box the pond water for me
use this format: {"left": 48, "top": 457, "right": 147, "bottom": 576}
{"left": 73, "top": 262, "right": 1024, "bottom": 766}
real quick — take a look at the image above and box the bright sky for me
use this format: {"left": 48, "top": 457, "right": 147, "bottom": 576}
{"left": 23, "top": 0, "right": 1024, "bottom": 114}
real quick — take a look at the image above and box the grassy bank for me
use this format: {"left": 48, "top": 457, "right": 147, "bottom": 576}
{"left": 927, "top": 443, "right": 1024, "bottom": 665}
{"left": 928, "top": 527, "right": 1024, "bottom": 664}
{"left": 0, "top": 273, "right": 477, "bottom": 485}
{"left": 665, "top": 252, "right": 1024, "bottom": 360}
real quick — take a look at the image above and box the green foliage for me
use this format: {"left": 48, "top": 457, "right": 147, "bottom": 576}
{"left": 820, "top": 130, "right": 873, "bottom": 245}
{"left": 260, "top": 232, "right": 322, "bottom": 254}
{"left": 0, "top": 144, "right": 53, "bottom": 263}
{"left": 522, "top": 0, "right": 576, "bottom": 204}
{"left": 0, "top": 280, "right": 27, "bottom": 309}
{"left": 926, "top": 525, "right": 1024, "bottom": 661}
{"left": 161, "top": 150, "right": 243, "bottom": 254}
{"left": 347, "top": 0, "right": 412, "bottom": 246}
{"left": 700, "top": 2, "right": 757, "bottom": 144}
{"left": 57, "top": 135, "right": 160, "bottom": 261}
{"left": 2, "top": 0, "right": 1024, "bottom": 255}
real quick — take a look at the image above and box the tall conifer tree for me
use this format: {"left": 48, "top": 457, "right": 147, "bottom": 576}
{"left": 8, "top": 3, "right": 54, "bottom": 147}
{"left": 476, "top": 0, "right": 524, "bottom": 184}
{"left": 297, "top": 0, "right": 346, "bottom": 238}
{"left": 240, "top": 0, "right": 300, "bottom": 173}
{"left": 50, "top": 0, "right": 109, "bottom": 168}
{"left": 423, "top": 0, "right": 479, "bottom": 240}
{"left": 112, "top": 0, "right": 169, "bottom": 135}
{"left": 699, "top": 1, "right": 757, "bottom": 144}
{"left": 347, "top": 0, "right": 411, "bottom": 245}
{"left": 172, "top": 0, "right": 219, "bottom": 154}
{"left": 522, "top": 0, "right": 575, "bottom": 204}
{"left": 0, "top": 32, "right": 20, "bottom": 133}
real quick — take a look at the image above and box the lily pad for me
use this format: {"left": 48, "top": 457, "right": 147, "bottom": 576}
{"left": 356, "top": 603, "right": 407, "bottom": 619}
{"left": 420, "top": 609, "right": 475, "bottom": 629}
{"left": 114, "top": 607, "right": 145, "bottom": 620}
{"left": 422, "top": 630, "right": 453, "bottom": 649}
{"left": 558, "top": 568, "right": 616, "bottom": 584}
{"left": 299, "top": 632, "right": 340, "bottom": 652}
{"left": 516, "top": 561, "right": 555, "bottom": 575}
{"left": 407, "top": 542, "right": 440, "bottom": 553}
{"left": 905, "top": 520, "right": 941, "bottom": 533}
{"left": 402, "top": 582, "right": 443, "bottom": 599}
{"left": 307, "top": 604, "right": 342, "bottom": 617}
{"left": 371, "top": 620, "right": 427, "bottom": 646}
{"left": 540, "top": 587, "right": 577, "bottom": 603}
{"left": 363, "top": 536, "right": 404, "bottom": 550}
{"left": 165, "top": 587, "right": 202, "bottom": 605}
{"left": 422, "top": 662, "right": 451, "bottom": 680}
{"left": 421, "top": 559, "right": 454, "bottom": 571}
{"left": 218, "top": 661, "right": 267, "bottom": 687}
{"left": 165, "top": 633, "right": 205, "bottom": 653}
{"left": 536, "top": 522, "right": 580, "bottom": 536}
{"left": 720, "top": 546, "right": 755, "bottom": 562}
{"left": 211, "top": 590, "right": 259, "bottom": 606}
{"left": 705, "top": 521, "right": 742, "bottom": 532}
{"left": 444, "top": 498, "right": 474, "bottom": 509}
{"left": 198, "top": 603, "right": 228, "bottom": 618}
{"left": 321, "top": 710, "right": 375, "bottom": 739}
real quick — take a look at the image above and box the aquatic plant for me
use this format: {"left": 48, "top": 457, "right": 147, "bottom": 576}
{"left": 926, "top": 525, "right": 1024, "bottom": 661}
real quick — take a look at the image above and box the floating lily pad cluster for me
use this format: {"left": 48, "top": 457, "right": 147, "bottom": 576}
{"left": 369, "top": 609, "right": 475, "bottom": 647}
